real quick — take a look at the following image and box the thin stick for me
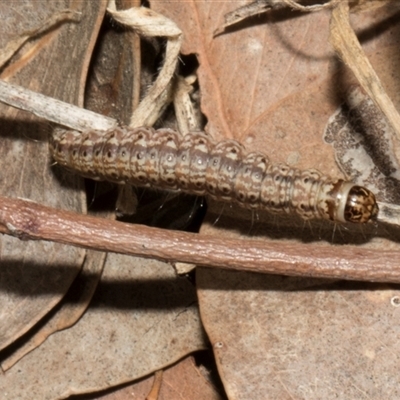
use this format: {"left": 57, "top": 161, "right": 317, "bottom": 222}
{"left": 146, "top": 370, "right": 164, "bottom": 400}
{"left": 214, "top": 0, "right": 340, "bottom": 35}
{"left": 1, "top": 196, "right": 400, "bottom": 283}
{"left": 0, "top": 80, "right": 116, "bottom": 131}
{"left": 330, "top": 2, "right": 400, "bottom": 142}
{"left": 377, "top": 201, "right": 400, "bottom": 226}
{"left": 107, "top": 6, "right": 182, "bottom": 127}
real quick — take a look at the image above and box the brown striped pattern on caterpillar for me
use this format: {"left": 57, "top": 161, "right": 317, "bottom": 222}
{"left": 49, "top": 126, "right": 379, "bottom": 223}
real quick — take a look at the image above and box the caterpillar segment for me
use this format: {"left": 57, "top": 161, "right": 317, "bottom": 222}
{"left": 49, "top": 126, "right": 379, "bottom": 223}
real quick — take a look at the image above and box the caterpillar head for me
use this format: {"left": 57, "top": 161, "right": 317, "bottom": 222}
{"left": 343, "top": 185, "right": 379, "bottom": 223}
{"left": 333, "top": 182, "right": 379, "bottom": 223}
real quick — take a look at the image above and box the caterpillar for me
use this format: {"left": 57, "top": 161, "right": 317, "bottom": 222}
{"left": 49, "top": 126, "right": 379, "bottom": 223}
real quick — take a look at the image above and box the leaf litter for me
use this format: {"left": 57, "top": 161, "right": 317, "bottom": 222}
{"left": 0, "top": 253, "right": 206, "bottom": 400}
{"left": 150, "top": 1, "right": 400, "bottom": 399}
{"left": 0, "top": 1, "right": 100, "bottom": 354}
{"left": 2, "top": 1, "right": 400, "bottom": 399}
{"left": 0, "top": 1, "right": 206, "bottom": 399}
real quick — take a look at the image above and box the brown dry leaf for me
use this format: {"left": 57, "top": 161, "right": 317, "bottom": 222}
{"left": 85, "top": 355, "right": 222, "bottom": 400}
{"left": 350, "top": 0, "right": 393, "bottom": 13}
{"left": 0, "top": 1, "right": 106, "bottom": 351}
{"left": 1, "top": 249, "right": 106, "bottom": 371}
{"left": 0, "top": 253, "right": 206, "bottom": 399}
{"left": 1, "top": 7, "right": 206, "bottom": 398}
{"left": 198, "top": 269, "right": 400, "bottom": 399}
{"left": 1, "top": 6, "right": 127, "bottom": 370}
{"left": 150, "top": 1, "right": 400, "bottom": 398}
{"left": 0, "top": 9, "right": 80, "bottom": 68}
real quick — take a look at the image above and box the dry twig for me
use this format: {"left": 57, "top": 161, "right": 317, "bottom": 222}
{"left": 107, "top": 5, "right": 183, "bottom": 127}
{"left": 0, "top": 4, "right": 399, "bottom": 286}
{"left": 214, "top": 0, "right": 340, "bottom": 35}
{"left": 1, "top": 80, "right": 400, "bottom": 284}
{"left": 377, "top": 202, "right": 400, "bottom": 226}
{"left": 1, "top": 196, "right": 400, "bottom": 283}
{"left": 329, "top": 1, "right": 400, "bottom": 142}
{"left": 0, "top": 80, "right": 116, "bottom": 131}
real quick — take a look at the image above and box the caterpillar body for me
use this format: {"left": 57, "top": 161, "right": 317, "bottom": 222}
{"left": 49, "top": 126, "right": 379, "bottom": 223}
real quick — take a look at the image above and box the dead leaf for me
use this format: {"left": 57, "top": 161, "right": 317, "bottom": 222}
{"left": 1, "top": 9, "right": 207, "bottom": 399}
{"left": 150, "top": 2, "right": 400, "bottom": 398}
{"left": 83, "top": 355, "right": 222, "bottom": 400}
{"left": 1, "top": 249, "right": 106, "bottom": 371}
{"left": 198, "top": 269, "right": 400, "bottom": 399}
{"left": 0, "top": 254, "right": 206, "bottom": 399}
{"left": 2, "top": 1, "right": 400, "bottom": 398}
{"left": 0, "top": 9, "right": 80, "bottom": 68}
{"left": 350, "top": 0, "right": 394, "bottom": 13}
{"left": 0, "top": 1, "right": 106, "bottom": 352}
